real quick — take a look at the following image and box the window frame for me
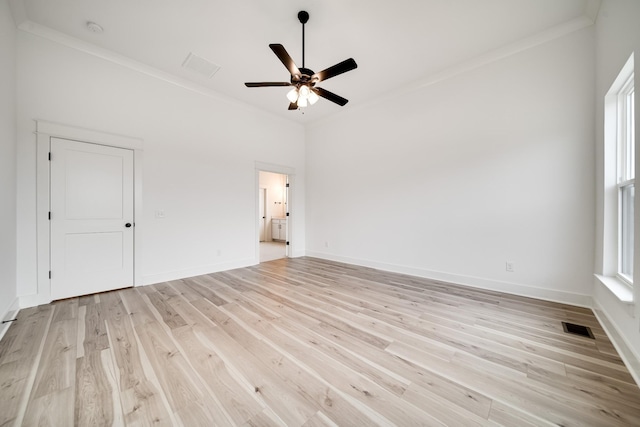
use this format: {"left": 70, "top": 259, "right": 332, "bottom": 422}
{"left": 600, "top": 52, "right": 635, "bottom": 301}
{"left": 615, "top": 69, "right": 635, "bottom": 287}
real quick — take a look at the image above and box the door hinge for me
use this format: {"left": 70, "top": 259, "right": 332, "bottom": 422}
{"left": 286, "top": 241, "right": 290, "bottom": 246}
{"left": 48, "top": 152, "right": 51, "bottom": 161}
{"left": 48, "top": 212, "right": 51, "bottom": 220}
{"left": 49, "top": 271, "right": 51, "bottom": 279}
{"left": 286, "top": 212, "right": 289, "bottom": 217}
{"left": 286, "top": 183, "right": 290, "bottom": 188}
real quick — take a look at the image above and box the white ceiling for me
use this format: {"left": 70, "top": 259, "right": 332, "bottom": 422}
{"left": 10, "top": 0, "right": 596, "bottom": 125}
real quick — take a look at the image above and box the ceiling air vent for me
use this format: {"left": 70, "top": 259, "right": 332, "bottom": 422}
{"left": 182, "top": 52, "right": 220, "bottom": 79}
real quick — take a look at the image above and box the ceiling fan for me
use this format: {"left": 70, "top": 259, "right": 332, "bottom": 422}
{"left": 244, "top": 11, "right": 357, "bottom": 110}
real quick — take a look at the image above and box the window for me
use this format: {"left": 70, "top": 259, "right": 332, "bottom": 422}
{"left": 618, "top": 74, "right": 635, "bottom": 284}
{"left": 605, "top": 53, "right": 635, "bottom": 289}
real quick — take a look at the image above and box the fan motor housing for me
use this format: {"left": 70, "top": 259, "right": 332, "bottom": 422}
{"left": 292, "top": 67, "right": 316, "bottom": 85}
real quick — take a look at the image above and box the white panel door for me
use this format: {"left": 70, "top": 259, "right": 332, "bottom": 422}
{"left": 50, "top": 138, "right": 134, "bottom": 300}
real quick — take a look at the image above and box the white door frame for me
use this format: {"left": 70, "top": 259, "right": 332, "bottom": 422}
{"left": 259, "top": 187, "right": 267, "bottom": 242}
{"left": 255, "top": 161, "right": 295, "bottom": 263}
{"left": 36, "top": 120, "right": 143, "bottom": 305}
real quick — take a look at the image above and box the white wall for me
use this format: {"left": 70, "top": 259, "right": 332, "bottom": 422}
{"left": 593, "top": 0, "right": 640, "bottom": 379}
{"left": 306, "top": 27, "right": 595, "bottom": 306}
{"left": 15, "top": 30, "right": 305, "bottom": 301}
{"left": 0, "top": 0, "right": 18, "bottom": 334}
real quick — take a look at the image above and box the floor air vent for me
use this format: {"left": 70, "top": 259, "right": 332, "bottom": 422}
{"left": 562, "top": 322, "right": 595, "bottom": 339}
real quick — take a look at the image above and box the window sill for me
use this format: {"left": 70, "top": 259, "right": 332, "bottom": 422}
{"left": 595, "top": 274, "right": 634, "bottom": 304}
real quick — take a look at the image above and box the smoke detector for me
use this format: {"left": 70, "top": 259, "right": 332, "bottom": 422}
{"left": 86, "top": 21, "right": 104, "bottom": 33}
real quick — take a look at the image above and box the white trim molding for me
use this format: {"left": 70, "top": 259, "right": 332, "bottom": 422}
{"left": 13, "top": 19, "right": 294, "bottom": 127}
{"left": 308, "top": 11, "right": 599, "bottom": 131}
{"left": 593, "top": 299, "right": 640, "bottom": 387}
{"left": 306, "top": 252, "right": 593, "bottom": 308}
{"left": 0, "top": 297, "right": 20, "bottom": 342}
{"left": 33, "top": 120, "right": 143, "bottom": 305}
{"left": 142, "top": 258, "right": 256, "bottom": 287}
{"left": 255, "top": 162, "right": 297, "bottom": 264}
{"left": 595, "top": 274, "right": 634, "bottom": 304}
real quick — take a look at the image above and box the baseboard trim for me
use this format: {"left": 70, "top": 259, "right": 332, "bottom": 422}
{"left": 0, "top": 297, "right": 20, "bottom": 342}
{"left": 141, "top": 258, "right": 257, "bottom": 286}
{"left": 592, "top": 299, "right": 640, "bottom": 387}
{"left": 18, "top": 293, "right": 41, "bottom": 309}
{"left": 305, "top": 252, "right": 592, "bottom": 308}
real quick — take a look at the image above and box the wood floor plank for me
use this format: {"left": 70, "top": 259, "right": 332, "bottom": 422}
{"left": 173, "top": 325, "right": 265, "bottom": 425}
{"left": 23, "top": 305, "right": 77, "bottom": 426}
{"left": 217, "top": 303, "right": 445, "bottom": 426}
{"left": 75, "top": 350, "right": 114, "bottom": 426}
{"left": 190, "top": 300, "right": 321, "bottom": 426}
{"left": 450, "top": 350, "right": 640, "bottom": 426}
{"left": 22, "top": 387, "right": 75, "bottom": 426}
{"left": 0, "top": 306, "right": 53, "bottom": 365}
{"left": 1, "top": 257, "right": 639, "bottom": 426}
{"left": 488, "top": 400, "right": 555, "bottom": 427}
{"left": 134, "top": 320, "right": 232, "bottom": 425}
{"left": 81, "top": 300, "right": 110, "bottom": 355}
{"left": 182, "top": 276, "right": 229, "bottom": 306}
{"left": 106, "top": 290, "right": 174, "bottom": 425}
{"left": 144, "top": 289, "right": 188, "bottom": 330}
{"left": 29, "top": 317, "right": 77, "bottom": 399}
{"left": 243, "top": 408, "right": 287, "bottom": 427}
{"left": 273, "top": 311, "right": 493, "bottom": 419}
{"left": 0, "top": 306, "right": 53, "bottom": 426}
{"left": 0, "top": 358, "right": 34, "bottom": 425}
{"left": 242, "top": 282, "right": 392, "bottom": 350}
{"left": 400, "top": 382, "right": 494, "bottom": 427}
{"left": 300, "top": 413, "right": 337, "bottom": 427}
{"left": 118, "top": 288, "right": 158, "bottom": 327}
{"left": 218, "top": 302, "right": 405, "bottom": 426}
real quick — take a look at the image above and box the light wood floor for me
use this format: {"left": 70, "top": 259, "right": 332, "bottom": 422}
{"left": 1, "top": 258, "right": 640, "bottom": 426}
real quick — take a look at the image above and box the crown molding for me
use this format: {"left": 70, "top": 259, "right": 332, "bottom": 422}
{"left": 15, "top": 19, "right": 301, "bottom": 127}
{"left": 12, "top": 0, "right": 599, "bottom": 130}
{"left": 8, "top": 0, "right": 28, "bottom": 27}
{"left": 585, "top": 0, "right": 602, "bottom": 23}
{"left": 16, "top": 20, "right": 238, "bottom": 106}
{"left": 412, "top": 15, "right": 595, "bottom": 91}
{"left": 309, "top": 13, "right": 597, "bottom": 130}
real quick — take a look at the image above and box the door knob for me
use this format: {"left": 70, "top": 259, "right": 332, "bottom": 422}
{"left": 125, "top": 223, "right": 132, "bottom": 228}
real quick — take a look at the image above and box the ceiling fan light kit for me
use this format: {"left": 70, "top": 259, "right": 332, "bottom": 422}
{"left": 244, "top": 10, "right": 357, "bottom": 110}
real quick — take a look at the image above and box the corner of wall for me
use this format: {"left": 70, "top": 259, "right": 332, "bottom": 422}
{"left": 0, "top": 297, "right": 20, "bottom": 341}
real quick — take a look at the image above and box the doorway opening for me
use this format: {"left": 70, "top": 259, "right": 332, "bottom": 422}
{"left": 258, "top": 170, "right": 288, "bottom": 263}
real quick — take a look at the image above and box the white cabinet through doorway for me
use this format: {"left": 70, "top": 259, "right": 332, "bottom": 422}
{"left": 271, "top": 218, "right": 286, "bottom": 241}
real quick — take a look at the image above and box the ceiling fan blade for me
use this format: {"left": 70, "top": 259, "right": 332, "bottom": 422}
{"left": 288, "top": 102, "right": 298, "bottom": 110}
{"left": 269, "top": 44, "right": 301, "bottom": 77}
{"left": 245, "top": 82, "right": 292, "bottom": 87}
{"left": 312, "top": 58, "right": 357, "bottom": 83}
{"left": 313, "top": 87, "right": 349, "bottom": 106}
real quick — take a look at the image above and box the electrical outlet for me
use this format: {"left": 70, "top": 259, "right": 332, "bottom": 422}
{"left": 324, "top": 241, "right": 329, "bottom": 248}
{"left": 155, "top": 209, "right": 165, "bottom": 219}
{"left": 216, "top": 249, "right": 221, "bottom": 256}
{"left": 506, "top": 262, "right": 514, "bottom": 272}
